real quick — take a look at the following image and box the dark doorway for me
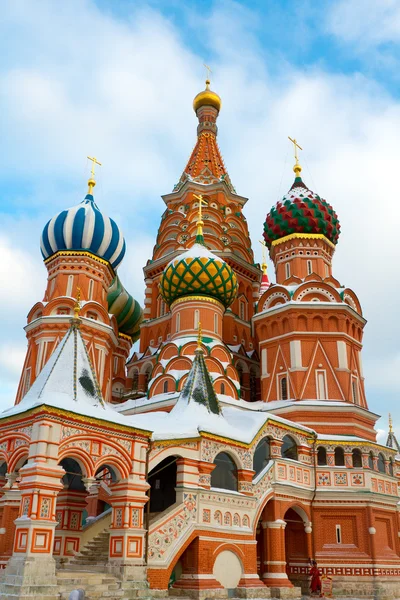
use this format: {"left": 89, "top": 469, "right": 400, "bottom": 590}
{"left": 148, "top": 457, "right": 177, "bottom": 513}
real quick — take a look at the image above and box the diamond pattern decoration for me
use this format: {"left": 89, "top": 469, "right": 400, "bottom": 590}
{"left": 160, "top": 250, "right": 237, "bottom": 308}
{"left": 263, "top": 178, "right": 340, "bottom": 248}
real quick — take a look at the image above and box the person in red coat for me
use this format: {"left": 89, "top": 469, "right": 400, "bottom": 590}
{"left": 309, "top": 560, "right": 321, "bottom": 595}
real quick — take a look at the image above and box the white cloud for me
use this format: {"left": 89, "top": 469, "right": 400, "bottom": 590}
{"left": 1, "top": 0, "right": 400, "bottom": 433}
{"left": 327, "top": 0, "right": 400, "bottom": 46}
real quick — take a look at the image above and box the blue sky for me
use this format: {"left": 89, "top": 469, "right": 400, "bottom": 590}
{"left": 1, "top": 0, "right": 400, "bottom": 441}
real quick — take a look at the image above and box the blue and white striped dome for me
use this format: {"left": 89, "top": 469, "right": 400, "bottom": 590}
{"left": 40, "top": 193, "right": 126, "bottom": 270}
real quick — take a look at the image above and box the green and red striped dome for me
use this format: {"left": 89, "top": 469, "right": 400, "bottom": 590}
{"left": 263, "top": 178, "right": 340, "bottom": 249}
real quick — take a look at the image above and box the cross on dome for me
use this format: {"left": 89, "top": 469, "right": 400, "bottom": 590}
{"left": 288, "top": 136, "right": 303, "bottom": 178}
{"left": 87, "top": 155, "right": 102, "bottom": 194}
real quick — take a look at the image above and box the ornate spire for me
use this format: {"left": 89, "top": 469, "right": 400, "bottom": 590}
{"left": 171, "top": 333, "right": 221, "bottom": 416}
{"left": 288, "top": 136, "right": 303, "bottom": 180}
{"left": 174, "top": 77, "right": 235, "bottom": 193}
{"left": 87, "top": 155, "right": 102, "bottom": 195}
{"left": 259, "top": 240, "right": 270, "bottom": 296}
{"left": 386, "top": 413, "right": 400, "bottom": 453}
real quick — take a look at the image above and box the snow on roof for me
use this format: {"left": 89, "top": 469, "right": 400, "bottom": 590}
{"left": 1, "top": 321, "right": 151, "bottom": 432}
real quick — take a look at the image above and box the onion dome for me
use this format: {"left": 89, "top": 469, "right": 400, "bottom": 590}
{"left": 108, "top": 275, "right": 143, "bottom": 342}
{"left": 193, "top": 79, "right": 221, "bottom": 113}
{"left": 40, "top": 186, "right": 126, "bottom": 270}
{"left": 263, "top": 174, "right": 340, "bottom": 249}
{"left": 160, "top": 243, "right": 237, "bottom": 308}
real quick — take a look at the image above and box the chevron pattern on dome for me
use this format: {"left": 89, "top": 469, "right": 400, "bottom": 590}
{"left": 108, "top": 276, "right": 143, "bottom": 342}
{"left": 160, "top": 244, "right": 237, "bottom": 308}
{"left": 41, "top": 194, "right": 126, "bottom": 270}
{"left": 263, "top": 178, "right": 340, "bottom": 249}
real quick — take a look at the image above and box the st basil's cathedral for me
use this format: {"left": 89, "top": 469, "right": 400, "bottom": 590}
{"left": 0, "top": 79, "right": 399, "bottom": 600}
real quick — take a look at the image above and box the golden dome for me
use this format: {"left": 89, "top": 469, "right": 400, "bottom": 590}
{"left": 193, "top": 79, "right": 221, "bottom": 113}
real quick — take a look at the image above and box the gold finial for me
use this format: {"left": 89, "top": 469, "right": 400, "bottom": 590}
{"left": 74, "top": 288, "right": 81, "bottom": 319}
{"left": 197, "top": 322, "right": 202, "bottom": 350}
{"left": 193, "top": 193, "right": 208, "bottom": 240}
{"left": 389, "top": 413, "right": 393, "bottom": 433}
{"left": 87, "top": 156, "right": 102, "bottom": 194}
{"left": 259, "top": 240, "right": 267, "bottom": 274}
{"left": 288, "top": 136, "right": 303, "bottom": 178}
{"left": 204, "top": 63, "right": 212, "bottom": 88}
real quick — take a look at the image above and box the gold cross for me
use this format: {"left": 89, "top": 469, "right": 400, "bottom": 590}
{"left": 87, "top": 156, "right": 102, "bottom": 194}
{"left": 193, "top": 193, "right": 208, "bottom": 239}
{"left": 259, "top": 240, "right": 267, "bottom": 274}
{"left": 204, "top": 63, "right": 212, "bottom": 81}
{"left": 74, "top": 287, "right": 81, "bottom": 320}
{"left": 389, "top": 413, "right": 393, "bottom": 433}
{"left": 88, "top": 156, "right": 102, "bottom": 178}
{"left": 288, "top": 136, "right": 303, "bottom": 177}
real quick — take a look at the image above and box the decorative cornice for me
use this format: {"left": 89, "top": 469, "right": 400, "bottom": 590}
{"left": 44, "top": 250, "right": 115, "bottom": 275}
{"left": 271, "top": 233, "right": 335, "bottom": 249}
{"left": 0, "top": 404, "right": 152, "bottom": 437}
{"left": 170, "top": 295, "right": 224, "bottom": 309}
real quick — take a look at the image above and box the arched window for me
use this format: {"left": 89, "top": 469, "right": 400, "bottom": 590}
{"left": 214, "top": 313, "right": 218, "bottom": 334}
{"left": 88, "top": 279, "right": 94, "bottom": 300}
{"left": 389, "top": 458, "right": 394, "bottom": 477}
{"left": 352, "top": 448, "right": 362, "bottom": 468}
{"left": 163, "top": 380, "right": 169, "bottom": 394}
{"left": 334, "top": 447, "right": 345, "bottom": 466}
{"left": 377, "top": 453, "right": 386, "bottom": 473}
{"left": 220, "top": 382, "right": 225, "bottom": 395}
{"left": 211, "top": 452, "right": 238, "bottom": 492}
{"left": 66, "top": 274, "right": 74, "bottom": 297}
{"left": 176, "top": 312, "right": 180, "bottom": 332}
{"left": 280, "top": 376, "right": 288, "bottom": 401}
{"left": 281, "top": 435, "right": 298, "bottom": 461}
{"left": 253, "top": 438, "right": 271, "bottom": 477}
{"left": 368, "top": 451, "right": 374, "bottom": 470}
{"left": 148, "top": 457, "right": 177, "bottom": 513}
{"left": 144, "top": 367, "right": 152, "bottom": 392}
{"left": 317, "top": 447, "right": 327, "bottom": 466}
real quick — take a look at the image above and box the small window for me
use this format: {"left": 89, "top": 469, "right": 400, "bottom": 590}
{"left": 281, "top": 435, "right": 298, "bottom": 461}
{"left": 352, "top": 449, "right": 362, "bottom": 468}
{"left": 334, "top": 447, "right": 345, "bottom": 466}
{"left": 368, "top": 451, "right": 374, "bottom": 470}
{"left": 253, "top": 438, "right": 271, "bottom": 477}
{"left": 23, "top": 368, "right": 31, "bottom": 396}
{"left": 285, "top": 263, "right": 290, "bottom": 279}
{"left": 211, "top": 452, "right": 238, "bottom": 492}
{"left": 317, "top": 447, "right": 327, "bottom": 466}
{"left": 114, "top": 357, "right": 119, "bottom": 374}
{"left": 240, "top": 301, "right": 245, "bottom": 320}
{"left": 194, "top": 310, "right": 200, "bottom": 329}
{"left": 214, "top": 313, "right": 218, "bottom": 334}
{"left": 132, "top": 370, "right": 139, "bottom": 392}
{"left": 163, "top": 380, "right": 169, "bottom": 394}
{"left": 316, "top": 371, "right": 327, "bottom": 400}
{"left": 336, "top": 524, "right": 342, "bottom": 544}
{"left": 279, "top": 376, "right": 288, "bottom": 401}
{"left": 377, "top": 453, "right": 386, "bottom": 474}
{"left": 307, "top": 260, "right": 312, "bottom": 275}
{"left": 220, "top": 382, "right": 225, "bottom": 395}
{"left": 88, "top": 279, "right": 94, "bottom": 300}
{"left": 352, "top": 377, "right": 359, "bottom": 404}
{"left": 325, "top": 264, "right": 329, "bottom": 277}
{"left": 176, "top": 312, "right": 180, "bottom": 332}
{"left": 66, "top": 274, "right": 74, "bottom": 297}
{"left": 57, "top": 307, "right": 70, "bottom": 315}
{"left": 389, "top": 459, "right": 394, "bottom": 477}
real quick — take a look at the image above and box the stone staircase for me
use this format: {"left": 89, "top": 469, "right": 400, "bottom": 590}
{"left": 57, "top": 570, "right": 152, "bottom": 600}
{"left": 68, "top": 530, "right": 110, "bottom": 572}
